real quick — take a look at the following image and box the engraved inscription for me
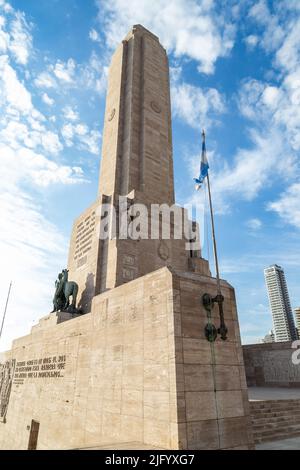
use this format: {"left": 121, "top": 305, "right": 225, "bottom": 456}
{"left": 123, "top": 254, "right": 136, "bottom": 266}
{"left": 122, "top": 268, "right": 135, "bottom": 280}
{"left": 13, "top": 355, "right": 67, "bottom": 385}
{"left": 74, "top": 211, "right": 96, "bottom": 266}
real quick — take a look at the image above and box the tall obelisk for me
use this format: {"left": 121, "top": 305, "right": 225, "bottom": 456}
{"left": 67, "top": 25, "right": 207, "bottom": 312}
{"left": 99, "top": 25, "right": 174, "bottom": 205}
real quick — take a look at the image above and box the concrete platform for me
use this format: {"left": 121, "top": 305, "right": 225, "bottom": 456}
{"left": 248, "top": 387, "right": 300, "bottom": 401}
{"left": 256, "top": 436, "right": 300, "bottom": 450}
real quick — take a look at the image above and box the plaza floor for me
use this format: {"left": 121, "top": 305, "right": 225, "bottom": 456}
{"left": 248, "top": 386, "right": 300, "bottom": 401}
{"left": 256, "top": 436, "right": 300, "bottom": 450}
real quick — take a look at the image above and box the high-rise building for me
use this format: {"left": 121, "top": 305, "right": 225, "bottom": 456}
{"left": 294, "top": 307, "right": 300, "bottom": 338}
{"left": 264, "top": 264, "right": 298, "bottom": 342}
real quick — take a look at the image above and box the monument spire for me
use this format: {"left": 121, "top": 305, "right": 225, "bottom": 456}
{"left": 98, "top": 24, "right": 175, "bottom": 205}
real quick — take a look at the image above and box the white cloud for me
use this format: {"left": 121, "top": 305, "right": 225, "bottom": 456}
{"left": 0, "top": 15, "right": 9, "bottom": 52}
{"left": 239, "top": 76, "right": 300, "bottom": 152}
{"left": 62, "top": 105, "right": 79, "bottom": 121}
{"left": 0, "top": 120, "right": 38, "bottom": 149}
{"left": 80, "top": 51, "right": 108, "bottom": 94}
{"left": 52, "top": 58, "right": 76, "bottom": 83}
{"left": 0, "top": 1, "right": 90, "bottom": 353}
{"left": 0, "top": 0, "right": 13, "bottom": 14}
{"left": 223, "top": 4, "right": 300, "bottom": 216}
{"left": 0, "top": 144, "right": 85, "bottom": 187}
{"left": 61, "top": 121, "right": 101, "bottom": 155}
{"left": 208, "top": 128, "right": 292, "bottom": 213}
{"left": 34, "top": 52, "right": 108, "bottom": 96}
{"left": 0, "top": 118, "right": 64, "bottom": 155}
{"left": 89, "top": 28, "right": 100, "bottom": 42}
{"left": 75, "top": 123, "right": 88, "bottom": 136}
{"left": 0, "top": 187, "right": 68, "bottom": 352}
{"left": 268, "top": 183, "right": 300, "bottom": 229}
{"left": 0, "top": 6, "right": 32, "bottom": 65}
{"left": 0, "top": 54, "right": 33, "bottom": 114}
{"left": 246, "top": 218, "right": 262, "bottom": 231}
{"left": 248, "top": 0, "right": 285, "bottom": 53}
{"left": 78, "top": 129, "right": 101, "bottom": 155}
{"left": 261, "top": 85, "right": 281, "bottom": 108}
{"left": 96, "top": 0, "right": 235, "bottom": 74}
{"left": 0, "top": 143, "right": 85, "bottom": 350}
{"left": 42, "top": 92, "right": 54, "bottom": 106}
{"left": 9, "top": 10, "right": 32, "bottom": 65}
{"left": 171, "top": 82, "right": 225, "bottom": 129}
{"left": 244, "top": 34, "right": 258, "bottom": 48}
{"left": 34, "top": 71, "right": 57, "bottom": 89}
{"left": 61, "top": 123, "right": 74, "bottom": 146}
{"left": 41, "top": 131, "right": 63, "bottom": 155}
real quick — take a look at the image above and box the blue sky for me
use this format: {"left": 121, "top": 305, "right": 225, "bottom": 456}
{"left": 0, "top": 0, "right": 300, "bottom": 351}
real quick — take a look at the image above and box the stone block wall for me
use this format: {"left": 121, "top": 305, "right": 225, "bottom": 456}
{"left": 0, "top": 267, "right": 253, "bottom": 449}
{"left": 243, "top": 341, "right": 300, "bottom": 387}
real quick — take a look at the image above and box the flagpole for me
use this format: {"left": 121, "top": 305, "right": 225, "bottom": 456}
{"left": 206, "top": 172, "right": 221, "bottom": 295}
{"left": 201, "top": 131, "right": 227, "bottom": 340}
{"left": 0, "top": 281, "right": 12, "bottom": 342}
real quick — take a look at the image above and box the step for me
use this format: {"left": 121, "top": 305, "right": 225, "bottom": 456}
{"left": 253, "top": 420, "right": 298, "bottom": 430}
{"left": 254, "top": 422, "right": 300, "bottom": 434}
{"left": 251, "top": 404, "right": 300, "bottom": 412}
{"left": 251, "top": 399, "right": 300, "bottom": 443}
{"left": 250, "top": 400, "right": 300, "bottom": 408}
{"left": 253, "top": 418, "right": 300, "bottom": 429}
{"left": 251, "top": 408, "right": 300, "bottom": 419}
{"left": 253, "top": 423, "right": 300, "bottom": 436}
{"left": 254, "top": 428, "right": 300, "bottom": 444}
{"left": 252, "top": 411, "right": 300, "bottom": 420}
{"left": 251, "top": 403, "right": 300, "bottom": 409}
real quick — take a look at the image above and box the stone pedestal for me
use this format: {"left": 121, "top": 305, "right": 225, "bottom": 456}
{"left": 0, "top": 267, "right": 253, "bottom": 449}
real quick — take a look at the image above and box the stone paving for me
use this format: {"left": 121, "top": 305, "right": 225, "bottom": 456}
{"left": 256, "top": 436, "right": 300, "bottom": 450}
{"left": 248, "top": 386, "right": 300, "bottom": 401}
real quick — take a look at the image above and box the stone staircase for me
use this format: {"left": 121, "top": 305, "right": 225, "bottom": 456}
{"left": 251, "top": 399, "right": 300, "bottom": 444}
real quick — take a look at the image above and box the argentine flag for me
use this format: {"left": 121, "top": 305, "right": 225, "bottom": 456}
{"left": 194, "top": 130, "right": 209, "bottom": 190}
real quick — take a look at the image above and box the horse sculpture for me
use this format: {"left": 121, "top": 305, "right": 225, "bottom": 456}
{"left": 52, "top": 269, "right": 79, "bottom": 313}
{"left": 61, "top": 269, "right": 78, "bottom": 310}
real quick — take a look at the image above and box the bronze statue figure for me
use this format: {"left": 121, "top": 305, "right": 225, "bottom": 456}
{"left": 52, "top": 269, "right": 79, "bottom": 313}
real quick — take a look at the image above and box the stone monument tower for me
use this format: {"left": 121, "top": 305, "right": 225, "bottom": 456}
{"left": 0, "top": 25, "right": 253, "bottom": 450}
{"left": 67, "top": 24, "right": 207, "bottom": 312}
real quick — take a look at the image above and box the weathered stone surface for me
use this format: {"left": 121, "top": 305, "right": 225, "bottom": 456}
{"left": 0, "top": 267, "right": 252, "bottom": 450}
{"left": 243, "top": 341, "right": 300, "bottom": 387}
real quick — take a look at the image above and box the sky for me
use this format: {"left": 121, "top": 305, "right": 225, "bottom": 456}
{"left": 0, "top": 0, "right": 300, "bottom": 351}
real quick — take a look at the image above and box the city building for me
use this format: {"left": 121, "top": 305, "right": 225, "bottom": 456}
{"left": 264, "top": 264, "right": 298, "bottom": 342}
{"left": 294, "top": 307, "right": 300, "bottom": 339}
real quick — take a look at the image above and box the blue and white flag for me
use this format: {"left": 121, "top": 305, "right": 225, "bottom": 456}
{"left": 194, "top": 130, "right": 209, "bottom": 190}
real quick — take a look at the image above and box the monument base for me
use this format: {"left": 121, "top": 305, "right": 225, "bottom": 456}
{"left": 0, "top": 267, "right": 253, "bottom": 449}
